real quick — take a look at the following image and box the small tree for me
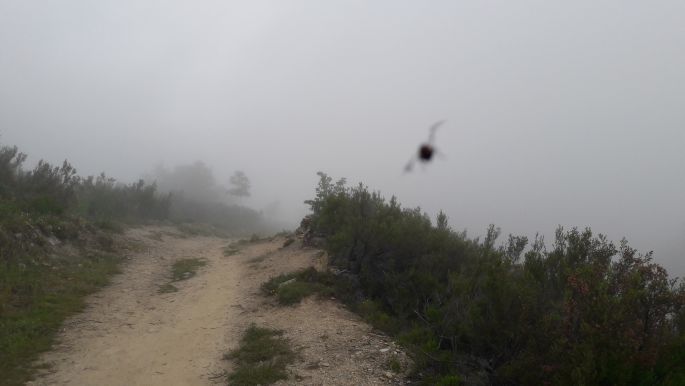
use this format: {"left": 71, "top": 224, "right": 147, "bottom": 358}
{"left": 0, "top": 145, "right": 27, "bottom": 198}
{"left": 436, "top": 210, "right": 449, "bottom": 231}
{"left": 228, "top": 171, "right": 251, "bottom": 198}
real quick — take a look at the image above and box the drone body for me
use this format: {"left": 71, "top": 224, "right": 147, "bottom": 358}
{"left": 405, "top": 120, "right": 445, "bottom": 172}
{"left": 419, "top": 144, "right": 435, "bottom": 161}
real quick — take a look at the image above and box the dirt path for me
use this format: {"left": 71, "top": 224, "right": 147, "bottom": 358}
{"left": 31, "top": 227, "right": 253, "bottom": 386}
{"left": 30, "top": 226, "right": 410, "bottom": 386}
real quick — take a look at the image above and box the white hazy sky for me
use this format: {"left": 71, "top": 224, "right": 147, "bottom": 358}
{"left": 1, "top": 1, "right": 684, "bottom": 274}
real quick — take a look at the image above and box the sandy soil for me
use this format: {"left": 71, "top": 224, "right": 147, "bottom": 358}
{"left": 30, "top": 226, "right": 410, "bottom": 386}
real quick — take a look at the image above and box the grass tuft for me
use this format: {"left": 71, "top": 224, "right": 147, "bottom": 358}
{"left": 247, "top": 252, "right": 273, "bottom": 266}
{"left": 175, "top": 223, "right": 229, "bottom": 238}
{"left": 223, "top": 246, "right": 240, "bottom": 256}
{"left": 158, "top": 283, "right": 178, "bottom": 293}
{"left": 387, "top": 357, "right": 402, "bottom": 373}
{"left": 223, "top": 241, "right": 243, "bottom": 256}
{"left": 94, "top": 219, "right": 125, "bottom": 234}
{"left": 249, "top": 234, "right": 266, "bottom": 243}
{"left": 435, "top": 374, "right": 463, "bottom": 386}
{"left": 261, "top": 268, "right": 334, "bottom": 305}
{"left": 225, "top": 324, "right": 295, "bottom": 385}
{"left": 158, "top": 258, "right": 206, "bottom": 293}
{"left": 282, "top": 237, "right": 295, "bottom": 248}
{"left": 170, "top": 258, "right": 206, "bottom": 281}
{"left": 273, "top": 230, "right": 293, "bottom": 238}
{"left": 0, "top": 253, "right": 122, "bottom": 385}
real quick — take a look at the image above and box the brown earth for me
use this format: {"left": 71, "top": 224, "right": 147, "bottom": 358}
{"left": 29, "top": 226, "right": 411, "bottom": 386}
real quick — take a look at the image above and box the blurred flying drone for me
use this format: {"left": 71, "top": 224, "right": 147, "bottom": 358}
{"left": 404, "top": 120, "right": 446, "bottom": 172}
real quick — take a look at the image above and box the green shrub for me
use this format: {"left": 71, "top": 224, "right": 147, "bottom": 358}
{"left": 78, "top": 174, "right": 170, "bottom": 222}
{"left": 304, "top": 172, "right": 685, "bottom": 385}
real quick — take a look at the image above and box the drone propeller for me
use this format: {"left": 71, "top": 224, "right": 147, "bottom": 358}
{"left": 428, "top": 120, "right": 446, "bottom": 144}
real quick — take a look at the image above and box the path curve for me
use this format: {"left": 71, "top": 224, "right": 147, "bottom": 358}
{"left": 31, "top": 227, "right": 266, "bottom": 386}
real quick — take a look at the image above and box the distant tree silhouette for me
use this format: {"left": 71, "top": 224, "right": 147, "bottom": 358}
{"left": 228, "top": 171, "right": 251, "bottom": 198}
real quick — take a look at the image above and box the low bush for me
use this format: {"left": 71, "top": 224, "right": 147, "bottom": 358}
{"left": 77, "top": 174, "right": 170, "bottom": 222}
{"left": 304, "top": 171, "right": 685, "bottom": 385}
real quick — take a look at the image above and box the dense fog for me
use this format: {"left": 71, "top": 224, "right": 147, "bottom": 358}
{"left": 1, "top": 1, "right": 683, "bottom": 274}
